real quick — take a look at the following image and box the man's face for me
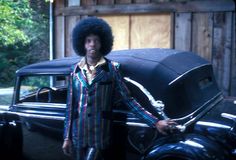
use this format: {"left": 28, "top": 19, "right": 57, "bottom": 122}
{"left": 84, "top": 34, "right": 101, "bottom": 59}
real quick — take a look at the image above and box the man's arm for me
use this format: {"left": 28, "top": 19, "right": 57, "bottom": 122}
{"left": 112, "top": 62, "right": 177, "bottom": 134}
{"left": 62, "top": 72, "right": 74, "bottom": 156}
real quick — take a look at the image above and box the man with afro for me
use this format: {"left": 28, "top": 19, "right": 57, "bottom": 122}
{"left": 62, "top": 17, "right": 177, "bottom": 160}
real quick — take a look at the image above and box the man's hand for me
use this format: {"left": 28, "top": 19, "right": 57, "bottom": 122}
{"left": 155, "top": 119, "right": 178, "bottom": 135}
{"left": 62, "top": 139, "right": 73, "bottom": 156}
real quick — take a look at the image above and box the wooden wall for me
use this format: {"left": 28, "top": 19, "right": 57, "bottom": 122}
{"left": 53, "top": 0, "right": 236, "bottom": 96}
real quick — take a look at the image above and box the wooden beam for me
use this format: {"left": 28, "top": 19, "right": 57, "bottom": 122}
{"left": 55, "top": 0, "right": 235, "bottom": 16}
{"left": 212, "top": 12, "right": 234, "bottom": 96}
{"left": 231, "top": 12, "right": 236, "bottom": 96}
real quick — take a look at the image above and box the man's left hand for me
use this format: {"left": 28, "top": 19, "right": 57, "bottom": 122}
{"left": 155, "top": 119, "right": 178, "bottom": 135}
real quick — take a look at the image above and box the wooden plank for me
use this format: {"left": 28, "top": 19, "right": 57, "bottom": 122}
{"left": 55, "top": 0, "right": 235, "bottom": 16}
{"left": 222, "top": 12, "right": 233, "bottom": 96}
{"left": 97, "top": 0, "right": 115, "bottom": 5}
{"left": 192, "top": 13, "right": 213, "bottom": 61}
{"left": 81, "top": 0, "right": 97, "bottom": 5}
{"left": 55, "top": 16, "right": 65, "bottom": 58}
{"left": 115, "top": 0, "right": 132, "bottom": 4}
{"left": 174, "top": 12, "right": 191, "bottom": 51}
{"left": 54, "top": 0, "right": 65, "bottom": 9}
{"left": 68, "top": 0, "right": 80, "bottom": 6}
{"left": 98, "top": 15, "right": 130, "bottom": 50}
{"left": 231, "top": 12, "right": 236, "bottom": 96}
{"left": 130, "top": 14, "right": 171, "bottom": 49}
{"left": 65, "top": 16, "right": 80, "bottom": 57}
{"left": 134, "top": 0, "right": 150, "bottom": 3}
{"left": 212, "top": 12, "right": 233, "bottom": 96}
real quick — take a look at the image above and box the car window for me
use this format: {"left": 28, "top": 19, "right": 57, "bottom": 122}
{"left": 19, "top": 75, "right": 68, "bottom": 104}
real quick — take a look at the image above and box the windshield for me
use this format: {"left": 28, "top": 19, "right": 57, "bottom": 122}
{"left": 18, "top": 75, "right": 68, "bottom": 104}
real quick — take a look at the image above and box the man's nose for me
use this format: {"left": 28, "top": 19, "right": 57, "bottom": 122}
{"left": 89, "top": 40, "right": 96, "bottom": 46}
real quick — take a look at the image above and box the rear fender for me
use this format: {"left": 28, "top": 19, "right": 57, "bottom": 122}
{"left": 144, "top": 133, "right": 230, "bottom": 160}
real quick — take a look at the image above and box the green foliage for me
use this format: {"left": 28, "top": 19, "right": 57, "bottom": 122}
{"left": 0, "top": 0, "right": 49, "bottom": 87}
{"left": 0, "top": 43, "right": 37, "bottom": 87}
{"left": 0, "top": 0, "right": 34, "bottom": 46}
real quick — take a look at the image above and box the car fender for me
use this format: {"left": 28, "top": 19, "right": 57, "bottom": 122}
{"left": 144, "top": 133, "right": 230, "bottom": 160}
{"left": 0, "top": 112, "right": 23, "bottom": 159}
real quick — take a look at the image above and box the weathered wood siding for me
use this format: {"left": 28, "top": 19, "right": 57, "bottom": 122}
{"left": 53, "top": 0, "right": 235, "bottom": 96}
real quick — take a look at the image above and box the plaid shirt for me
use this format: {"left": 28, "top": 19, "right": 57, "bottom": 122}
{"left": 64, "top": 58, "right": 158, "bottom": 149}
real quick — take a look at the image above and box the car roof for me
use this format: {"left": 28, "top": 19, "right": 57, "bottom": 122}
{"left": 16, "top": 48, "right": 209, "bottom": 76}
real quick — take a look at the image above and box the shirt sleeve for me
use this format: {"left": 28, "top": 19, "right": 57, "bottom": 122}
{"left": 112, "top": 62, "right": 158, "bottom": 128}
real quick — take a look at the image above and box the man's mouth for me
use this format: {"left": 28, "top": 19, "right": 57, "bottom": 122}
{"left": 89, "top": 49, "right": 96, "bottom": 54}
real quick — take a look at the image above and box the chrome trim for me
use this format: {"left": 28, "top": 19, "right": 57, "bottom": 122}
{"left": 180, "top": 140, "right": 204, "bottom": 149}
{"left": 7, "top": 111, "right": 64, "bottom": 121}
{"left": 221, "top": 113, "right": 236, "bottom": 122}
{"left": 180, "top": 94, "right": 223, "bottom": 128}
{"left": 16, "top": 102, "right": 66, "bottom": 109}
{"left": 126, "top": 122, "right": 149, "bottom": 128}
{"left": 172, "top": 93, "right": 222, "bottom": 121}
{"left": 0, "top": 110, "right": 8, "bottom": 114}
{"left": 196, "top": 121, "right": 231, "bottom": 129}
{"left": 168, "top": 64, "right": 211, "bottom": 85}
{"left": 232, "top": 149, "right": 236, "bottom": 155}
{"left": 0, "top": 105, "right": 10, "bottom": 111}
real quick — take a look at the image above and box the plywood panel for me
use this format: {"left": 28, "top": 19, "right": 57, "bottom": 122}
{"left": 192, "top": 13, "right": 213, "bottom": 61}
{"left": 97, "top": 0, "right": 115, "bottom": 5}
{"left": 174, "top": 13, "right": 191, "bottom": 51}
{"left": 130, "top": 14, "right": 171, "bottom": 49}
{"left": 99, "top": 15, "right": 130, "bottom": 51}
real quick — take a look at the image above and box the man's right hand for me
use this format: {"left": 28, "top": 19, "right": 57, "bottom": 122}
{"left": 62, "top": 139, "right": 73, "bottom": 156}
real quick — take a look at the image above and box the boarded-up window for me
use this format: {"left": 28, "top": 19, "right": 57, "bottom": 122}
{"left": 99, "top": 14, "right": 171, "bottom": 51}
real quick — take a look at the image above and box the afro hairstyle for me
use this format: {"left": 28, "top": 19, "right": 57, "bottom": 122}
{"left": 72, "top": 17, "right": 114, "bottom": 56}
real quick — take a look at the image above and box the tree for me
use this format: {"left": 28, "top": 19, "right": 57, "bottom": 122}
{"left": 0, "top": 0, "right": 49, "bottom": 87}
{"left": 0, "top": 0, "right": 33, "bottom": 46}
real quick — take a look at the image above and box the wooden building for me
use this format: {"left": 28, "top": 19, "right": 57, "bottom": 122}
{"left": 53, "top": 0, "right": 235, "bottom": 96}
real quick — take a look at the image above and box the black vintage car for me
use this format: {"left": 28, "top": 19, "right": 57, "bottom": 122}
{"left": 0, "top": 48, "right": 236, "bottom": 160}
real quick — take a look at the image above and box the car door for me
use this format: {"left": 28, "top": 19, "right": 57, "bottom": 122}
{"left": 11, "top": 74, "right": 69, "bottom": 133}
